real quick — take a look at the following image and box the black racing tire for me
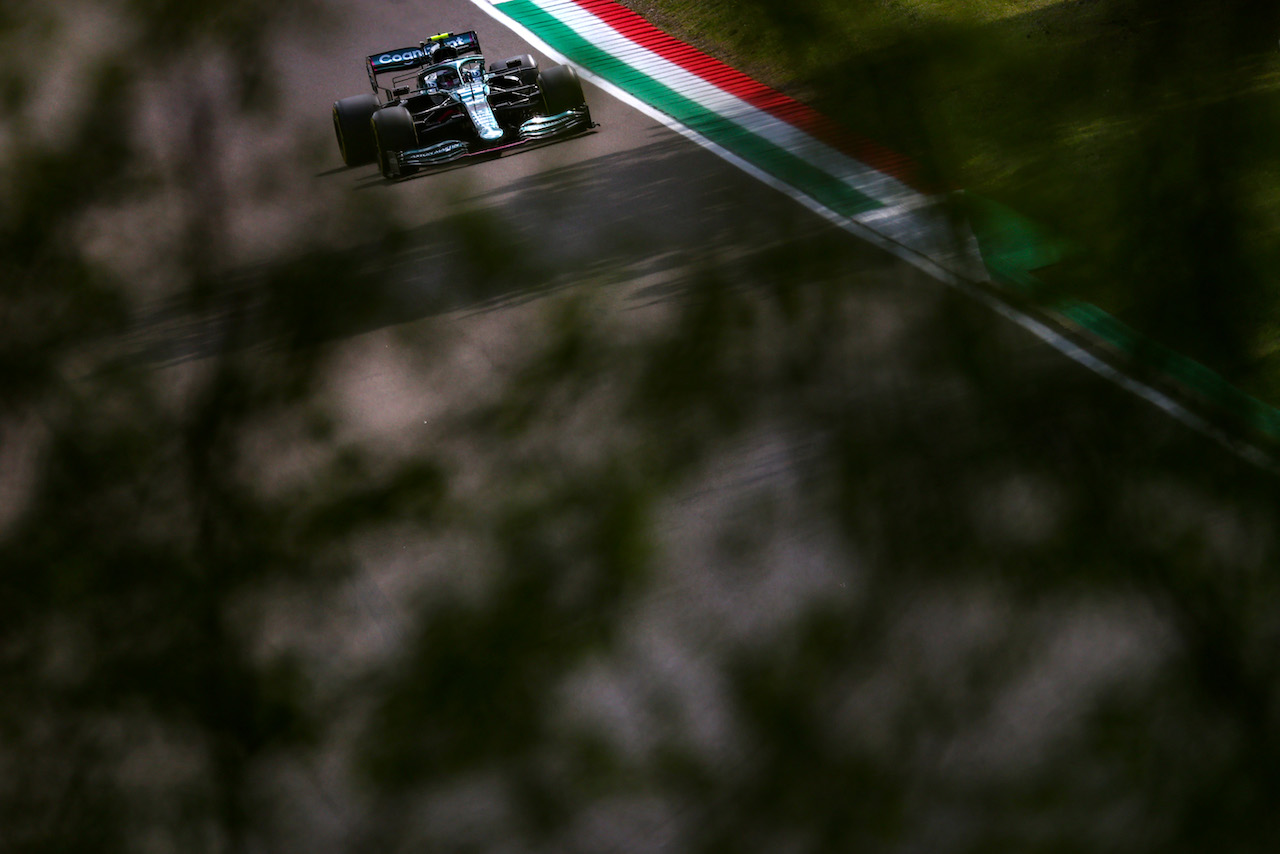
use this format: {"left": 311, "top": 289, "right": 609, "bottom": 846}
{"left": 371, "top": 106, "right": 418, "bottom": 179}
{"left": 489, "top": 53, "right": 537, "bottom": 73}
{"left": 333, "top": 94, "right": 379, "bottom": 167}
{"left": 537, "top": 64, "right": 586, "bottom": 115}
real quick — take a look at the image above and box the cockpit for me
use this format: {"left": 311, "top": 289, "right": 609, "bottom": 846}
{"left": 419, "top": 58, "right": 486, "bottom": 94}
{"left": 421, "top": 66, "right": 459, "bottom": 91}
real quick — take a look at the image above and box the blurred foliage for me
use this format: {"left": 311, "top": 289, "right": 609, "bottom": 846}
{"left": 4, "top": 0, "right": 1280, "bottom": 852}
{"left": 347, "top": 225, "right": 1280, "bottom": 851}
{"left": 626, "top": 0, "right": 1280, "bottom": 400}
{"left": 0, "top": 1, "right": 426, "bottom": 850}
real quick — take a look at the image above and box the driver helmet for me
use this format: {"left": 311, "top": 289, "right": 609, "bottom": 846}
{"left": 431, "top": 44, "right": 459, "bottom": 63}
{"left": 434, "top": 67, "right": 459, "bottom": 89}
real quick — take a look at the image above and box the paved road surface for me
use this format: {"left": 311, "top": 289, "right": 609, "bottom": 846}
{"left": 49, "top": 0, "right": 1280, "bottom": 848}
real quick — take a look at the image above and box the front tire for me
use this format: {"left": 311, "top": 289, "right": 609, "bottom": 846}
{"left": 371, "top": 106, "right": 418, "bottom": 180}
{"left": 537, "top": 64, "right": 586, "bottom": 115}
{"left": 333, "top": 94, "right": 379, "bottom": 166}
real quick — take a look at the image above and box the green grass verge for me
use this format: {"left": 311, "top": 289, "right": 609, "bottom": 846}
{"left": 618, "top": 0, "right": 1280, "bottom": 408}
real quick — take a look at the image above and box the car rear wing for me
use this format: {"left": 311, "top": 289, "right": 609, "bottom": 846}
{"left": 366, "top": 31, "right": 482, "bottom": 92}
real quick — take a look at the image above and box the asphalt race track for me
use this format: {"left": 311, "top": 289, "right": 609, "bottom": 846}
{"left": 28, "top": 0, "right": 1280, "bottom": 848}
{"left": 265, "top": 0, "right": 1278, "bottom": 839}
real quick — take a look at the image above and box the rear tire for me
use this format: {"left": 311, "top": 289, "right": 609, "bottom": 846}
{"left": 333, "top": 94, "right": 379, "bottom": 166}
{"left": 371, "top": 106, "right": 418, "bottom": 179}
{"left": 537, "top": 64, "right": 586, "bottom": 115}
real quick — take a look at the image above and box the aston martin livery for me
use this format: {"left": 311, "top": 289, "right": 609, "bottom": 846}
{"left": 332, "top": 31, "right": 595, "bottom": 179}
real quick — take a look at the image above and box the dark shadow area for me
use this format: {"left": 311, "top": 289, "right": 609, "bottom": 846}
{"left": 5, "top": 1, "right": 1280, "bottom": 852}
{"left": 130, "top": 134, "right": 886, "bottom": 364}
{"left": 347, "top": 225, "right": 1280, "bottom": 852}
{"left": 631, "top": 0, "right": 1280, "bottom": 404}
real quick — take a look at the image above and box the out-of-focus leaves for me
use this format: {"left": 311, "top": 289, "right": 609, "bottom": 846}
{"left": 650, "top": 0, "right": 1280, "bottom": 396}
{"left": 7, "top": 1, "right": 1280, "bottom": 852}
{"left": 0, "top": 0, "right": 433, "bottom": 850}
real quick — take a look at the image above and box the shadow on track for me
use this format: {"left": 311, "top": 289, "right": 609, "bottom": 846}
{"left": 131, "top": 133, "right": 888, "bottom": 365}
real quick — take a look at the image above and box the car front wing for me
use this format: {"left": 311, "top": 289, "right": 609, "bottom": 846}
{"left": 394, "top": 106, "right": 594, "bottom": 172}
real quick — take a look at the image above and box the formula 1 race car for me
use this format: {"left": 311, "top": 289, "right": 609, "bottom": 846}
{"left": 332, "top": 31, "right": 595, "bottom": 179}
